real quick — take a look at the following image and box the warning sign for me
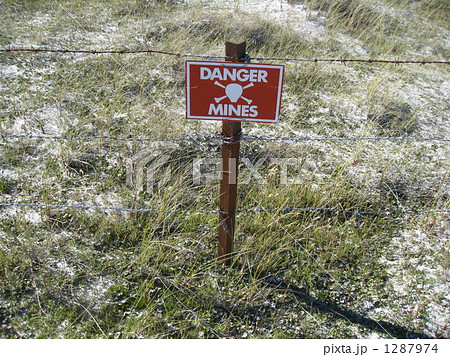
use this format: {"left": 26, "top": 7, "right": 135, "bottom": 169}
{"left": 185, "top": 61, "right": 284, "bottom": 123}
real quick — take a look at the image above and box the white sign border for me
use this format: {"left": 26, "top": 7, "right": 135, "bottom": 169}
{"left": 185, "top": 60, "right": 284, "bottom": 124}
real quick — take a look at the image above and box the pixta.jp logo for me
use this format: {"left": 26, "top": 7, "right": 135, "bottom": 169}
{"left": 126, "top": 149, "right": 318, "bottom": 192}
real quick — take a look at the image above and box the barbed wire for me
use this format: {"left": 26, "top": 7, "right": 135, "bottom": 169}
{"left": 0, "top": 133, "right": 223, "bottom": 143}
{"left": 236, "top": 207, "right": 450, "bottom": 216}
{"left": 2, "top": 133, "right": 449, "bottom": 143}
{"left": 241, "top": 134, "right": 450, "bottom": 143}
{"left": 1, "top": 47, "right": 449, "bottom": 65}
{"left": 0, "top": 47, "right": 224, "bottom": 60}
{"left": 0, "top": 202, "right": 448, "bottom": 216}
{"left": 252, "top": 56, "right": 450, "bottom": 65}
{"left": 0, "top": 202, "right": 217, "bottom": 215}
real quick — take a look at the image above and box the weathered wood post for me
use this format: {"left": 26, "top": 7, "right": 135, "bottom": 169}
{"left": 218, "top": 41, "right": 246, "bottom": 265}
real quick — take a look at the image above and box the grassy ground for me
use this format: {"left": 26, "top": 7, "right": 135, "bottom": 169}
{"left": 0, "top": 0, "right": 449, "bottom": 338}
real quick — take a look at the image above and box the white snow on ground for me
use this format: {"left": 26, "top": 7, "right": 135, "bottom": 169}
{"left": 187, "top": 0, "right": 368, "bottom": 55}
{"left": 55, "top": 259, "right": 76, "bottom": 277}
{"left": 0, "top": 64, "right": 26, "bottom": 78}
{"left": 377, "top": 229, "right": 450, "bottom": 338}
{"left": 199, "top": 0, "right": 327, "bottom": 37}
{"left": 0, "top": 205, "right": 42, "bottom": 224}
{"left": 74, "top": 275, "right": 114, "bottom": 311}
{"left": 34, "top": 106, "right": 66, "bottom": 135}
{"left": 0, "top": 168, "right": 19, "bottom": 180}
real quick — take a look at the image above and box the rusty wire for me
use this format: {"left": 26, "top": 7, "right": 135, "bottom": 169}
{"left": 1, "top": 47, "right": 449, "bottom": 65}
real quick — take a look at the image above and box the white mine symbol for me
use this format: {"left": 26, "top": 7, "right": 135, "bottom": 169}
{"left": 214, "top": 81, "right": 254, "bottom": 104}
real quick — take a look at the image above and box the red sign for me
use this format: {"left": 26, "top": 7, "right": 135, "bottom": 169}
{"left": 185, "top": 61, "right": 284, "bottom": 123}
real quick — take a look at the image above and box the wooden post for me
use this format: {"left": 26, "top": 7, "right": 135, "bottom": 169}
{"left": 218, "top": 41, "right": 246, "bottom": 265}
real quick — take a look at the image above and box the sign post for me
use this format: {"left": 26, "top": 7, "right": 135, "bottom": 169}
{"left": 185, "top": 42, "right": 284, "bottom": 265}
{"left": 217, "top": 42, "right": 245, "bottom": 266}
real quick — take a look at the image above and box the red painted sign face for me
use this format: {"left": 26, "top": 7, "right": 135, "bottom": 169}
{"left": 185, "top": 61, "right": 284, "bottom": 123}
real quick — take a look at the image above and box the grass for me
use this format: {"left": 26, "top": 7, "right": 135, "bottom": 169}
{"left": 0, "top": 0, "right": 449, "bottom": 339}
{"left": 303, "top": 0, "right": 448, "bottom": 58}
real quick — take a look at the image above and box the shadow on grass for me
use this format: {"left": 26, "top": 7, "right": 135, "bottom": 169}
{"left": 262, "top": 276, "right": 431, "bottom": 339}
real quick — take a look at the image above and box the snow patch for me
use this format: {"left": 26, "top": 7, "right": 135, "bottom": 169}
{"left": 0, "top": 168, "right": 19, "bottom": 180}
{"left": 74, "top": 276, "right": 114, "bottom": 310}
{"left": 55, "top": 259, "right": 76, "bottom": 277}
{"left": 0, "top": 205, "right": 42, "bottom": 224}
{"left": 0, "top": 64, "right": 26, "bottom": 78}
{"left": 377, "top": 229, "right": 450, "bottom": 337}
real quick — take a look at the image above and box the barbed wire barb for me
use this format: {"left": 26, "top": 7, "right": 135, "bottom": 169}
{"left": 2, "top": 133, "right": 449, "bottom": 143}
{"left": 1, "top": 47, "right": 449, "bottom": 65}
{"left": 0, "top": 202, "right": 448, "bottom": 216}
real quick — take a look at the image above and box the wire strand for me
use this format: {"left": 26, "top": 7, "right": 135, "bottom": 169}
{"left": 1, "top": 202, "right": 448, "bottom": 216}
{"left": 1, "top": 47, "right": 449, "bottom": 65}
{"left": 241, "top": 134, "right": 450, "bottom": 143}
{"left": 0, "top": 133, "right": 223, "bottom": 143}
{"left": 2, "top": 133, "right": 449, "bottom": 143}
